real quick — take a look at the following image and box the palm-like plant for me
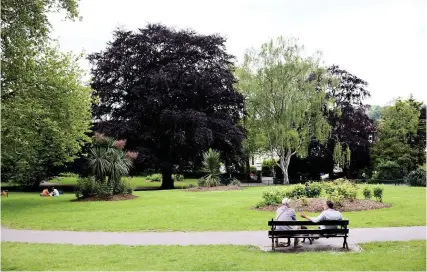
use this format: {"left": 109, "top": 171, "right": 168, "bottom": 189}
{"left": 199, "top": 148, "right": 221, "bottom": 187}
{"left": 87, "top": 133, "right": 136, "bottom": 194}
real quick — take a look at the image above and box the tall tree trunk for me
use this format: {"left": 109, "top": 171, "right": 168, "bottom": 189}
{"left": 279, "top": 152, "right": 292, "bottom": 184}
{"left": 160, "top": 162, "right": 174, "bottom": 189}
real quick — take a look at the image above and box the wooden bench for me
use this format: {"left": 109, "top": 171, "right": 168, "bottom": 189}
{"left": 268, "top": 219, "right": 349, "bottom": 250}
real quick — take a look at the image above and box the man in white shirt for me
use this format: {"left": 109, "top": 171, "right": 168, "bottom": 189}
{"left": 300, "top": 200, "right": 343, "bottom": 229}
{"left": 50, "top": 187, "right": 60, "bottom": 197}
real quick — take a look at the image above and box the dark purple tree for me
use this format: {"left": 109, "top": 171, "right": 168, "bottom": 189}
{"left": 89, "top": 24, "right": 245, "bottom": 189}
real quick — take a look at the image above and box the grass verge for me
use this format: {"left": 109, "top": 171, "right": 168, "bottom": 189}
{"left": 1, "top": 186, "right": 425, "bottom": 231}
{"left": 1, "top": 241, "right": 425, "bottom": 271}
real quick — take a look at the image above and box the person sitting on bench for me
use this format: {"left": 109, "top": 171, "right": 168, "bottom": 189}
{"left": 275, "top": 197, "right": 299, "bottom": 246}
{"left": 300, "top": 200, "right": 343, "bottom": 229}
{"left": 40, "top": 188, "right": 50, "bottom": 197}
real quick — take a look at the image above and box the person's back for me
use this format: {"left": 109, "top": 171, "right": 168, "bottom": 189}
{"left": 301, "top": 200, "right": 343, "bottom": 229}
{"left": 41, "top": 189, "right": 49, "bottom": 196}
{"left": 275, "top": 198, "right": 296, "bottom": 231}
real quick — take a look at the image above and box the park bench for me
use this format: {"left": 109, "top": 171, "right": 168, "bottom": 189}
{"left": 268, "top": 219, "right": 349, "bottom": 250}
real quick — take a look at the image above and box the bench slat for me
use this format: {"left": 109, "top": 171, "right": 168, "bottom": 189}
{"left": 269, "top": 229, "right": 349, "bottom": 236}
{"left": 268, "top": 220, "right": 349, "bottom": 226}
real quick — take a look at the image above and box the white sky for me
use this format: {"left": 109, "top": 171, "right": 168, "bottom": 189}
{"left": 50, "top": 0, "right": 427, "bottom": 106}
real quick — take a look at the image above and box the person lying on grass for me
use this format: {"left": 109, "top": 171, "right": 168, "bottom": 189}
{"left": 275, "top": 197, "right": 300, "bottom": 247}
{"left": 49, "top": 187, "right": 59, "bottom": 197}
{"left": 300, "top": 200, "right": 343, "bottom": 230}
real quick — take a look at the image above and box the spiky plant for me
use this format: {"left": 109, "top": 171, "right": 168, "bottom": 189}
{"left": 200, "top": 148, "right": 221, "bottom": 187}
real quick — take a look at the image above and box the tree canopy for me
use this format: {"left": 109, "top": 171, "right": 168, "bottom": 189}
{"left": 1, "top": 46, "right": 93, "bottom": 186}
{"left": 371, "top": 99, "right": 421, "bottom": 174}
{"left": 237, "top": 37, "right": 332, "bottom": 184}
{"left": 89, "top": 24, "right": 245, "bottom": 189}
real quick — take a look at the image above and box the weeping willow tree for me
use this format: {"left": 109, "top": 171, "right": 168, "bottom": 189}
{"left": 237, "top": 37, "right": 335, "bottom": 184}
{"left": 333, "top": 143, "right": 351, "bottom": 170}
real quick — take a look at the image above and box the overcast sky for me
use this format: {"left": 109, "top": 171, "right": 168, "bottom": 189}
{"left": 50, "top": 0, "right": 426, "bottom": 106}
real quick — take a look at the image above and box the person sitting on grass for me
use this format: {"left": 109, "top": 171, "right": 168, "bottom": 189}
{"left": 275, "top": 197, "right": 299, "bottom": 247}
{"left": 300, "top": 200, "right": 343, "bottom": 230}
{"left": 50, "top": 187, "right": 59, "bottom": 197}
{"left": 40, "top": 188, "right": 50, "bottom": 197}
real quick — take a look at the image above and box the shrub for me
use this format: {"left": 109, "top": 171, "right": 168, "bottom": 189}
{"left": 75, "top": 177, "right": 98, "bottom": 198}
{"left": 229, "top": 179, "right": 241, "bottom": 187}
{"left": 372, "top": 161, "right": 404, "bottom": 182}
{"left": 300, "top": 196, "right": 309, "bottom": 207}
{"left": 146, "top": 173, "right": 162, "bottom": 182}
{"left": 405, "top": 168, "right": 426, "bottom": 187}
{"left": 285, "top": 184, "right": 305, "bottom": 199}
{"left": 172, "top": 174, "right": 184, "bottom": 182}
{"left": 336, "top": 184, "right": 357, "bottom": 201}
{"left": 113, "top": 178, "right": 134, "bottom": 195}
{"left": 327, "top": 191, "right": 344, "bottom": 208}
{"left": 198, "top": 174, "right": 220, "bottom": 187}
{"left": 261, "top": 188, "right": 287, "bottom": 205}
{"left": 322, "top": 182, "right": 336, "bottom": 195}
{"left": 373, "top": 186, "right": 384, "bottom": 202}
{"left": 59, "top": 172, "right": 78, "bottom": 178}
{"left": 249, "top": 166, "right": 257, "bottom": 173}
{"left": 187, "top": 183, "right": 195, "bottom": 188}
{"left": 363, "top": 187, "right": 372, "bottom": 199}
{"left": 305, "top": 182, "right": 322, "bottom": 198}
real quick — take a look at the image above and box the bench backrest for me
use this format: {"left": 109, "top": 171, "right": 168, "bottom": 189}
{"left": 268, "top": 219, "right": 349, "bottom": 227}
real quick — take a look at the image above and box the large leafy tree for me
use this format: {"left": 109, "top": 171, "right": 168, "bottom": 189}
{"left": 1, "top": 46, "right": 93, "bottom": 186}
{"left": 237, "top": 37, "right": 332, "bottom": 184}
{"left": 1, "top": 0, "right": 92, "bottom": 186}
{"left": 407, "top": 97, "right": 426, "bottom": 168}
{"left": 1, "top": 0, "right": 79, "bottom": 100}
{"left": 89, "top": 24, "right": 245, "bottom": 189}
{"left": 371, "top": 99, "right": 421, "bottom": 174}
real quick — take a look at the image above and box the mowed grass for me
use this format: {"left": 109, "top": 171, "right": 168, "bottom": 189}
{"left": 2, "top": 241, "right": 425, "bottom": 271}
{"left": 48, "top": 176, "right": 198, "bottom": 188}
{"left": 1, "top": 185, "right": 425, "bottom": 231}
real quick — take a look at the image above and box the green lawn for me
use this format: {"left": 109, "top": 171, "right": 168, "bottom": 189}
{"left": 48, "top": 176, "right": 198, "bottom": 188}
{"left": 1, "top": 185, "right": 425, "bottom": 231}
{"left": 1, "top": 241, "right": 425, "bottom": 271}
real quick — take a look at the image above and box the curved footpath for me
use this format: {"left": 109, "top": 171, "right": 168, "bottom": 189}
{"left": 1, "top": 226, "right": 425, "bottom": 247}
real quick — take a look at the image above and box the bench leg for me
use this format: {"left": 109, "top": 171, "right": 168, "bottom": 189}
{"left": 343, "top": 236, "right": 348, "bottom": 249}
{"left": 272, "top": 238, "right": 275, "bottom": 251}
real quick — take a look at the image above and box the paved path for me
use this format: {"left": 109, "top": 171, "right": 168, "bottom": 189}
{"left": 1, "top": 226, "right": 425, "bottom": 246}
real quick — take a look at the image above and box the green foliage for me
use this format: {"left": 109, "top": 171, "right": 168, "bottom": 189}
{"left": 197, "top": 175, "right": 220, "bottom": 187}
{"left": 1, "top": 46, "right": 92, "bottom": 187}
{"left": 285, "top": 184, "right": 306, "bottom": 199}
{"left": 260, "top": 188, "right": 287, "bottom": 206}
{"left": 113, "top": 178, "right": 134, "bottom": 195}
{"left": 405, "top": 168, "right": 426, "bottom": 187}
{"left": 373, "top": 186, "right": 384, "bottom": 202}
{"left": 261, "top": 159, "right": 276, "bottom": 169}
{"left": 59, "top": 172, "right": 78, "bottom": 178}
{"left": 327, "top": 191, "right": 344, "bottom": 208}
{"left": 372, "top": 161, "right": 405, "bottom": 181}
{"left": 333, "top": 143, "right": 351, "bottom": 168}
{"left": 229, "top": 179, "right": 241, "bottom": 187}
{"left": 371, "top": 99, "right": 422, "bottom": 174}
{"left": 172, "top": 174, "right": 184, "bottom": 182}
{"left": 237, "top": 37, "right": 332, "bottom": 183}
{"left": 249, "top": 166, "right": 257, "bottom": 173}
{"left": 363, "top": 187, "right": 372, "bottom": 199}
{"left": 74, "top": 177, "right": 98, "bottom": 199}
{"left": 87, "top": 134, "right": 135, "bottom": 191}
{"left": 202, "top": 149, "right": 221, "bottom": 176}
{"left": 198, "top": 149, "right": 222, "bottom": 187}
{"left": 305, "top": 182, "right": 322, "bottom": 198}
{"left": 300, "top": 196, "right": 309, "bottom": 207}
{"left": 146, "top": 174, "right": 162, "bottom": 182}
